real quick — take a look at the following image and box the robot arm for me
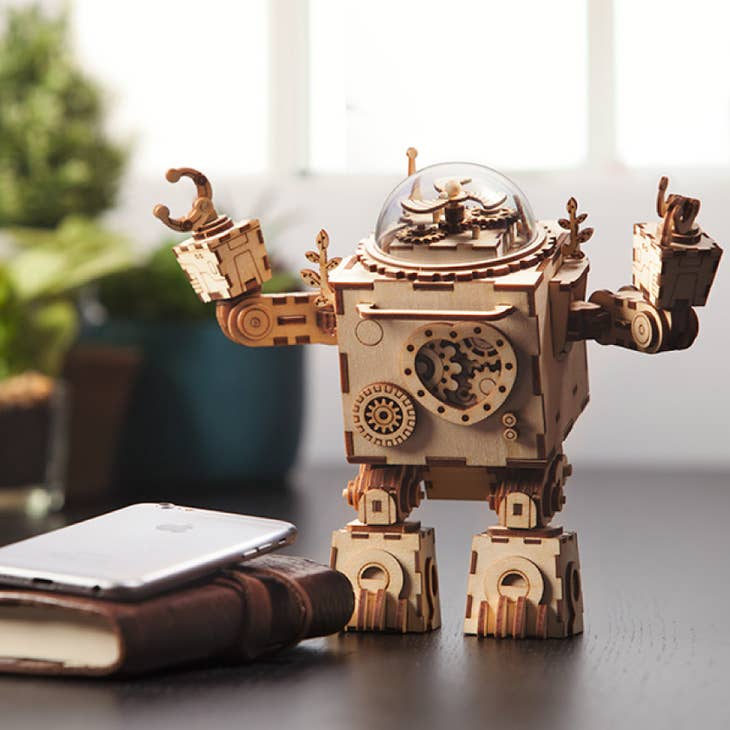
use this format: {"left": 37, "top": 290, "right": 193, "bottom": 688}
{"left": 568, "top": 287, "right": 699, "bottom": 354}
{"left": 153, "top": 168, "right": 338, "bottom": 347}
{"left": 564, "top": 177, "right": 722, "bottom": 354}
{"left": 215, "top": 292, "right": 336, "bottom": 347}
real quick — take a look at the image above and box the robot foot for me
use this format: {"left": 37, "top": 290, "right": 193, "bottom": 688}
{"left": 330, "top": 522, "right": 441, "bottom": 633}
{"left": 463, "top": 526, "right": 583, "bottom": 639}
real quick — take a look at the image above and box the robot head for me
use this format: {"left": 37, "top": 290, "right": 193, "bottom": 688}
{"left": 374, "top": 162, "right": 536, "bottom": 265}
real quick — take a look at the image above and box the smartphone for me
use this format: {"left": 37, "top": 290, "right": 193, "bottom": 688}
{"left": 0, "top": 503, "right": 296, "bottom": 600}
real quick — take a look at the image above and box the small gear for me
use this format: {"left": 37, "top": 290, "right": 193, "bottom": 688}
{"left": 541, "top": 453, "right": 571, "bottom": 522}
{"left": 396, "top": 224, "right": 446, "bottom": 245}
{"left": 365, "top": 398, "right": 403, "bottom": 434}
{"left": 468, "top": 206, "right": 519, "bottom": 228}
{"left": 461, "top": 337, "right": 501, "bottom": 370}
{"left": 469, "top": 371, "right": 498, "bottom": 398}
{"left": 414, "top": 346, "right": 443, "bottom": 385}
{"left": 464, "top": 337, "right": 508, "bottom": 398}
{"left": 415, "top": 341, "right": 463, "bottom": 400}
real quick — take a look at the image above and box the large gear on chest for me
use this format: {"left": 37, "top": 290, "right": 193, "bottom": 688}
{"left": 352, "top": 383, "right": 416, "bottom": 447}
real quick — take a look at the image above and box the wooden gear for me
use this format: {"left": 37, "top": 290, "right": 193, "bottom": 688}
{"left": 158, "top": 154, "right": 722, "bottom": 638}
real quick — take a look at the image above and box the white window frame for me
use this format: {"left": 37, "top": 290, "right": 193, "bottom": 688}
{"left": 268, "top": 0, "right": 311, "bottom": 176}
{"left": 271, "top": 0, "right": 619, "bottom": 178}
{"left": 587, "top": 0, "right": 615, "bottom": 169}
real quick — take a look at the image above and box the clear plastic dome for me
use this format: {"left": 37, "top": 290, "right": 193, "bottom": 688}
{"left": 374, "top": 162, "right": 536, "bottom": 265}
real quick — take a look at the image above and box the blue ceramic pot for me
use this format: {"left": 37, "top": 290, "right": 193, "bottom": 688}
{"left": 80, "top": 319, "right": 304, "bottom": 485}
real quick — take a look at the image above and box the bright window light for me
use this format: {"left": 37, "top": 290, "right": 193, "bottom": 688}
{"left": 71, "top": 0, "right": 269, "bottom": 178}
{"left": 615, "top": 0, "right": 730, "bottom": 167}
{"left": 309, "top": 0, "right": 588, "bottom": 173}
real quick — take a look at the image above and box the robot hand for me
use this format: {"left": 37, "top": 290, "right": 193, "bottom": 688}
{"left": 154, "top": 167, "right": 272, "bottom": 303}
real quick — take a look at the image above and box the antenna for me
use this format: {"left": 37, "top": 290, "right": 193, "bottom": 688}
{"left": 406, "top": 147, "right": 418, "bottom": 176}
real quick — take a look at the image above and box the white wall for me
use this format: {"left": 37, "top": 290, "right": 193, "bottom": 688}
{"left": 117, "top": 168, "right": 730, "bottom": 469}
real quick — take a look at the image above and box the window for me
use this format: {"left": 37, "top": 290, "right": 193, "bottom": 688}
{"left": 43, "top": 0, "right": 730, "bottom": 176}
{"left": 71, "top": 0, "right": 270, "bottom": 178}
{"left": 309, "top": 0, "right": 588, "bottom": 173}
{"left": 615, "top": 0, "right": 730, "bottom": 167}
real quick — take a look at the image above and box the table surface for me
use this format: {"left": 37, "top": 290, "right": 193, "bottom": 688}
{"left": 1, "top": 464, "right": 729, "bottom": 730}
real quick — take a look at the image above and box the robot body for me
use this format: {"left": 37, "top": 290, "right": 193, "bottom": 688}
{"left": 331, "top": 227, "right": 590, "bottom": 469}
{"left": 155, "top": 154, "right": 721, "bottom": 638}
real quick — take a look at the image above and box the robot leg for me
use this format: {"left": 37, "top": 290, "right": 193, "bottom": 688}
{"left": 463, "top": 452, "right": 584, "bottom": 638}
{"left": 330, "top": 464, "right": 441, "bottom": 633}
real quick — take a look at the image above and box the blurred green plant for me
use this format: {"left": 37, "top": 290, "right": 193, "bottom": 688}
{"left": 0, "top": 4, "right": 131, "bottom": 381}
{"left": 97, "top": 241, "right": 301, "bottom": 321}
{"left": 0, "top": 4, "right": 302, "bottom": 371}
{"left": 0, "top": 218, "right": 132, "bottom": 379}
{"left": 0, "top": 4, "right": 126, "bottom": 227}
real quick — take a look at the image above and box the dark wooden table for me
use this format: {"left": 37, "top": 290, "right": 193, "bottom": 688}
{"left": 1, "top": 464, "right": 729, "bottom": 729}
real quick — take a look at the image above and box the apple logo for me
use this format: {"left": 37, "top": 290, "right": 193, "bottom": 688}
{"left": 156, "top": 523, "right": 194, "bottom": 533}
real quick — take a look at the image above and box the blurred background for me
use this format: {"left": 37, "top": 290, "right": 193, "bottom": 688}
{"left": 0, "top": 0, "right": 727, "bottom": 513}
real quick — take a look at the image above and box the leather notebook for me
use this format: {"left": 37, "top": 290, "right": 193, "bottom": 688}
{"left": 0, "top": 554, "right": 353, "bottom": 677}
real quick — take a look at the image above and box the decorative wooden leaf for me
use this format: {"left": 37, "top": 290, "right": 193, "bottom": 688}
{"left": 326, "top": 257, "right": 342, "bottom": 271}
{"left": 576, "top": 213, "right": 588, "bottom": 224}
{"left": 566, "top": 197, "right": 578, "bottom": 214}
{"left": 300, "top": 268, "right": 321, "bottom": 288}
{"left": 578, "top": 227, "right": 594, "bottom": 243}
{"left": 314, "top": 294, "right": 329, "bottom": 308}
{"left": 305, "top": 250, "right": 320, "bottom": 264}
{"left": 558, "top": 218, "right": 571, "bottom": 229}
{"left": 316, "top": 229, "right": 329, "bottom": 251}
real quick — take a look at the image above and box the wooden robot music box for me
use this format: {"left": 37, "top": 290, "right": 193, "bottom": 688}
{"left": 155, "top": 152, "right": 721, "bottom": 638}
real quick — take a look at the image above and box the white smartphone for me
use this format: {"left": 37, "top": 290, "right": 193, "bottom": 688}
{"left": 0, "top": 503, "right": 296, "bottom": 600}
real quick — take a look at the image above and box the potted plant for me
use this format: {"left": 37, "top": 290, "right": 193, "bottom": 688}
{"left": 0, "top": 4, "right": 130, "bottom": 512}
{"left": 81, "top": 242, "right": 305, "bottom": 492}
{"left": 0, "top": 220, "right": 132, "bottom": 513}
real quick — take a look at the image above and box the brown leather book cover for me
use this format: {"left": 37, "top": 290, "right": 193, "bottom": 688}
{"left": 0, "top": 554, "right": 353, "bottom": 677}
